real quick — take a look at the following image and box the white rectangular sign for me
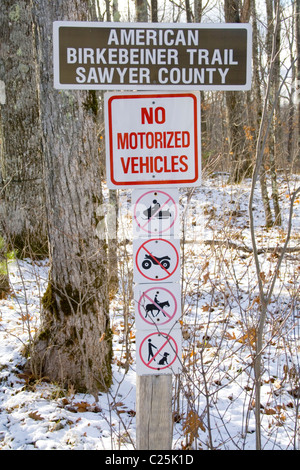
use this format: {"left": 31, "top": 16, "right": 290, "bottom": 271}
{"left": 53, "top": 22, "right": 252, "bottom": 91}
{"left": 133, "top": 238, "right": 180, "bottom": 284}
{"left": 132, "top": 188, "right": 180, "bottom": 238}
{"left": 105, "top": 91, "right": 201, "bottom": 188}
{"left": 134, "top": 283, "right": 181, "bottom": 330}
{"left": 136, "top": 328, "right": 182, "bottom": 375}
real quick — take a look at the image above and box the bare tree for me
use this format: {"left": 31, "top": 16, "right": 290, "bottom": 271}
{"left": 248, "top": 2, "right": 299, "bottom": 449}
{"left": 135, "top": 0, "right": 148, "bottom": 21}
{"left": 224, "top": 0, "right": 252, "bottom": 183}
{"left": 266, "top": 0, "right": 282, "bottom": 225}
{"left": 31, "top": 0, "right": 112, "bottom": 395}
{"left": 297, "top": 0, "right": 300, "bottom": 132}
{"left": 0, "top": 0, "right": 47, "bottom": 257}
{"left": 251, "top": 0, "right": 273, "bottom": 227}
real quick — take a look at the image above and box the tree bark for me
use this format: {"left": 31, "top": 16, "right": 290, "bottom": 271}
{"left": 185, "top": 0, "right": 193, "bottom": 23}
{"left": 194, "top": 0, "right": 202, "bottom": 23}
{"left": 0, "top": 0, "right": 47, "bottom": 257}
{"left": 151, "top": 0, "right": 158, "bottom": 22}
{"left": 135, "top": 0, "right": 148, "bottom": 21}
{"left": 31, "top": 0, "right": 112, "bottom": 395}
{"left": 224, "top": 0, "right": 252, "bottom": 183}
{"left": 251, "top": 0, "right": 273, "bottom": 227}
{"left": 266, "top": 0, "right": 282, "bottom": 226}
{"left": 297, "top": 0, "right": 300, "bottom": 133}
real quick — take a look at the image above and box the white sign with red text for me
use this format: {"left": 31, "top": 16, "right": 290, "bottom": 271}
{"left": 104, "top": 92, "right": 201, "bottom": 188}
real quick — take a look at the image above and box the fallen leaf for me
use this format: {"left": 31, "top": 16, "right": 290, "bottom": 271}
{"left": 183, "top": 410, "right": 205, "bottom": 440}
{"left": 99, "top": 333, "right": 106, "bottom": 342}
{"left": 112, "top": 401, "right": 125, "bottom": 409}
{"left": 264, "top": 408, "right": 277, "bottom": 415}
{"left": 238, "top": 327, "right": 256, "bottom": 348}
{"left": 28, "top": 411, "right": 43, "bottom": 421}
{"left": 224, "top": 331, "right": 236, "bottom": 340}
{"left": 74, "top": 401, "right": 91, "bottom": 412}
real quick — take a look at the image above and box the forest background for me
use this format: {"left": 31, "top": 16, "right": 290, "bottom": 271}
{"left": 0, "top": 0, "right": 299, "bottom": 450}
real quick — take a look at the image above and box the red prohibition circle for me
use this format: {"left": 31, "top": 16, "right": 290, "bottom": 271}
{"left": 135, "top": 238, "right": 179, "bottom": 281}
{"left": 138, "top": 287, "right": 177, "bottom": 326}
{"left": 133, "top": 190, "right": 178, "bottom": 235}
{"left": 139, "top": 331, "right": 178, "bottom": 370}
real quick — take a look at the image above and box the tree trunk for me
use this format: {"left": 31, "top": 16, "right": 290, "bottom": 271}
{"left": 151, "top": 0, "right": 158, "bottom": 22}
{"left": 194, "top": 0, "right": 203, "bottom": 22}
{"left": 185, "top": 0, "right": 193, "bottom": 23}
{"left": 31, "top": 0, "right": 112, "bottom": 395}
{"left": 0, "top": 0, "right": 47, "bottom": 257}
{"left": 105, "top": 5, "right": 120, "bottom": 299}
{"left": 224, "top": 0, "right": 252, "bottom": 183}
{"left": 296, "top": 0, "right": 300, "bottom": 134}
{"left": 266, "top": 0, "right": 282, "bottom": 226}
{"left": 0, "top": 236, "right": 10, "bottom": 298}
{"left": 251, "top": 0, "right": 273, "bottom": 227}
{"left": 248, "top": 2, "right": 283, "bottom": 449}
{"left": 113, "top": 0, "right": 121, "bottom": 22}
{"left": 287, "top": 0, "right": 299, "bottom": 169}
{"left": 135, "top": 0, "right": 148, "bottom": 21}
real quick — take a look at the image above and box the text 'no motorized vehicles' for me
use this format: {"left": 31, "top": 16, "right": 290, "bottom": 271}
{"left": 104, "top": 92, "right": 201, "bottom": 188}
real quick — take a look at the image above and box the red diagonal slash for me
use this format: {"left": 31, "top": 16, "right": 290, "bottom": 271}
{"left": 147, "top": 336, "right": 170, "bottom": 366}
{"left": 141, "top": 196, "right": 172, "bottom": 229}
{"left": 142, "top": 292, "right": 172, "bottom": 319}
{"left": 141, "top": 245, "right": 170, "bottom": 275}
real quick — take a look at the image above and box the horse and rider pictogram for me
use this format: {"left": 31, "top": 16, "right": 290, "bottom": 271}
{"left": 135, "top": 284, "right": 181, "bottom": 329}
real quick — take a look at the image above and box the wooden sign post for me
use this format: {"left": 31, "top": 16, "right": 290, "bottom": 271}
{"left": 104, "top": 91, "right": 200, "bottom": 448}
{"left": 136, "top": 374, "right": 173, "bottom": 449}
{"left": 133, "top": 188, "right": 182, "bottom": 449}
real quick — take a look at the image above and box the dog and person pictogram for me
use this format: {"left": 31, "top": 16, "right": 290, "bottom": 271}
{"left": 145, "top": 335, "right": 175, "bottom": 369}
{"left": 147, "top": 339, "right": 170, "bottom": 366}
{"left": 137, "top": 331, "right": 181, "bottom": 374}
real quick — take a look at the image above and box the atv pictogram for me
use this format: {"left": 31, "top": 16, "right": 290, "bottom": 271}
{"left": 141, "top": 254, "right": 171, "bottom": 270}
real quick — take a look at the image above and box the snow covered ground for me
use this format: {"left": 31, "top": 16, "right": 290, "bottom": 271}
{"left": 0, "top": 175, "right": 299, "bottom": 451}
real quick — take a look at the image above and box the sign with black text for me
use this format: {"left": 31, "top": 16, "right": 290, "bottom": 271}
{"left": 53, "top": 21, "right": 252, "bottom": 91}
